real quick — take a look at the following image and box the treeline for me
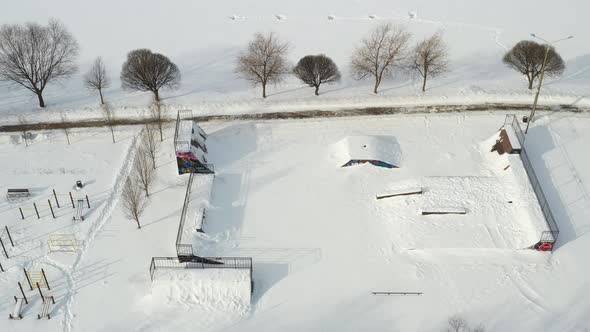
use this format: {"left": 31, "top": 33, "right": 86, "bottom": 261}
{"left": 0, "top": 19, "right": 567, "bottom": 108}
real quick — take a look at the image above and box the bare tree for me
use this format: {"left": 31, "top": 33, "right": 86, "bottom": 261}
{"left": 143, "top": 125, "right": 160, "bottom": 169}
{"left": 410, "top": 32, "right": 449, "bottom": 92}
{"left": 120, "top": 49, "right": 180, "bottom": 101}
{"left": 0, "top": 19, "right": 79, "bottom": 108}
{"left": 351, "top": 23, "right": 410, "bottom": 94}
{"left": 503, "top": 40, "right": 565, "bottom": 90}
{"left": 102, "top": 103, "right": 116, "bottom": 143}
{"left": 236, "top": 32, "right": 289, "bottom": 98}
{"left": 121, "top": 175, "right": 147, "bottom": 229}
{"left": 293, "top": 54, "right": 341, "bottom": 95}
{"left": 135, "top": 145, "right": 157, "bottom": 197}
{"left": 18, "top": 115, "right": 29, "bottom": 147}
{"left": 60, "top": 112, "right": 71, "bottom": 145}
{"left": 84, "top": 57, "right": 110, "bottom": 104}
{"left": 149, "top": 100, "right": 166, "bottom": 142}
{"left": 471, "top": 325, "right": 486, "bottom": 332}
{"left": 447, "top": 316, "right": 468, "bottom": 332}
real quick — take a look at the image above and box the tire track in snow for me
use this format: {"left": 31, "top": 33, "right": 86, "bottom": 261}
{"left": 52, "top": 130, "right": 142, "bottom": 332}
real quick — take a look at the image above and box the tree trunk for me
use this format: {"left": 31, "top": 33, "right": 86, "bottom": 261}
{"left": 314, "top": 85, "right": 319, "bottom": 96}
{"left": 37, "top": 92, "right": 45, "bottom": 108}
{"left": 422, "top": 75, "right": 427, "bottom": 92}
{"left": 136, "top": 219, "right": 141, "bottom": 229}
{"left": 99, "top": 89, "right": 104, "bottom": 105}
{"left": 110, "top": 126, "right": 116, "bottom": 143}
{"left": 262, "top": 83, "right": 267, "bottom": 98}
{"left": 154, "top": 89, "right": 160, "bottom": 102}
{"left": 373, "top": 76, "right": 381, "bottom": 94}
{"left": 528, "top": 79, "right": 534, "bottom": 90}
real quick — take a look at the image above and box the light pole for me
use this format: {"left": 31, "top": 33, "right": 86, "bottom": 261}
{"left": 524, "top": 34, "right": 573, "bottom": 134}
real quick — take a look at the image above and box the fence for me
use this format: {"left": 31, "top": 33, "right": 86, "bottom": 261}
{"left": 176, "top": 173, "right": 195, "bottom": 258}
{"left": 149, "top": 257, "right": 253, "bottom": 285}
{"left": 504, "top": 115, "right": 560, "bottom": 243}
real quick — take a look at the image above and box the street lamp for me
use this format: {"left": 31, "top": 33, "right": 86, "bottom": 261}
{"left": 524, "top": 34, "right": 573, "bottom": 134}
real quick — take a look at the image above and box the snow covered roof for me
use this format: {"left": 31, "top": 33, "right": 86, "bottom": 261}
{"left": 332, "top": 136, "right": 402, "bottom": 167}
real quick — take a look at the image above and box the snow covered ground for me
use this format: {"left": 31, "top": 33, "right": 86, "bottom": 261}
{"left": 1, "top": 0, "right": 589, "bottom": 124}
{"left": 2, "top": 0, "right": 590, "bottom": 330}
{"left": 0, "top": 111, "right": 590, "bottom": 331}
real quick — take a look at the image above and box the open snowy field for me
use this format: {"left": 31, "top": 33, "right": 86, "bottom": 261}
{"left": 1, "top": 0, "right": 589, "bottom": 124}
{"left": 3, "top": 111, "right": 590, "bottom": 331}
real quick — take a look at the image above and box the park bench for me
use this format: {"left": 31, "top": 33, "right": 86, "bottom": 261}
{"left": 6, "top": 189, "right": 30, "bottom": 200}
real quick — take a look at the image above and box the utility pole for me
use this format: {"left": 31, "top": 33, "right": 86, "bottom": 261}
{"left": 525, "top": 34, "right": 573, "bottom": 134}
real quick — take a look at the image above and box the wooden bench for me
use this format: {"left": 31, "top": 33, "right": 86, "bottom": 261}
{"left": 8, "top": 296, "right": 26, "bottom": 320}
{"left": 6, "top": 189, "right": 30, "bottom": 200}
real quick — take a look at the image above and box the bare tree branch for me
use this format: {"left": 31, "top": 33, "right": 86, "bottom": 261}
{"left": 135, "top": 145, "right": 157, "bottom": 197}
{"left": 0, "top": 19, "right": 79, "bottom": 107}
{"left": 503, "top": 40, "right": 565, "bottom": 89}
{"left": 447, "top": 316, "right": 468, "bottom": 332}
{"left": 350, "top": 23, "right": 410, "bottom": 94}
{"left": 120, "top": 49, "right": 180, "bottom": 101}
{"left": 60, "top": 112, "right": 71, "bottom": 145}
{"left": 150, "top": 100, "right": 166, "bottom": 142}
{"left": 121, "top": 175, "right": 147, "bottom": 229}
{"left": 236, "top": 32, "right": 289, "bottom": 98}
{"left": 143, "top": 124, "right": 160, "bottom": 169}
{"left": 18, "top": 115, "right": 28, "bottom": 147}
{"left": 101, "top": 102, "right": 116, "bottom": 143}
{"left": 410, "top": 32, "right": 449, "bottom": 92}
{"left": 84, "top": 56, "right": 110, "bottom": 104}
{"left": 293, "top": 54, "right": 340, "bottom": 95}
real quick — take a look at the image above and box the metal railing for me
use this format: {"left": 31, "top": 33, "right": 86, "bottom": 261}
{"left": 504, "top": 115, "right": 560, "bottom": 243}
{"left": 176, "top": 173, "right": 195, "bottom": 257}
{"left": 149, "top": 257, "right": 253, "bottom": 283}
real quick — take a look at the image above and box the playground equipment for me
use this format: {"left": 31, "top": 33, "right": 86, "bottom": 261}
{"left": 35, "top": 283, "right": 55, "bottom": 319}
{"left": 48, "top": 234, "right": 79, "bottom": 253}
{"left": 23, "top": 268, "right": 50, "bottom": 290}
{"left": 376, "top": 187, "right": 423, "bottom": 200}
{"left": 17, "top": 189, "right": 91, "bottom": 220}
{"left": 8, "top": 282, "right": 28, "bottom": 320}
{"left": 73, "top": 199, "right": 85, "bottom": 221}
{"left": 0, "top": 226, "right": 15, "bottom": 259}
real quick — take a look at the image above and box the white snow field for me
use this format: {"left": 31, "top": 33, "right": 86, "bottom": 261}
{"left": 1, "top": 0, "right": 590, "bottom": 331}
{"left": 1, "top": 0, "right": 590, "bottom": 124}
{"left": 0, "top": 112, "right": 589, "bottom": 331}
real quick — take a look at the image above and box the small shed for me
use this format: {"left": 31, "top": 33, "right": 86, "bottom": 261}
{"left": 497, "top": 127, "right": 522, "bottom": 154}
{"left": 333, "top": 136, "right": 401, "bottom": 168}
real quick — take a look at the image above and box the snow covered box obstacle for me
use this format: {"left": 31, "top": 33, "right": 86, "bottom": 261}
{"left": 174, "top": 110, "right": 214, "bottom": 174}
{"left": 332, "top": 136, "right": 401, "bottom": 168}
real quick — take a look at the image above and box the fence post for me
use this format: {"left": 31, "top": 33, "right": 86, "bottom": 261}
{"left": 18, "top": 282, "right": 28, "bottom": 304}
{"left": 53, "top": 189, "right": 60, "bottom": 208}
{"left": 19, "top": 207, "right": 25, "bottom": 220}
{"left": 33, "top": 202, "right": 40, "bottom": 219}
{"left": 5, "top": 226, "right": 14, "bottom": 247}
{"left": 41, "top": 268, "right": 50, "bottom": 290}
{"left": 48, "top": 199, "right": 55, "bottom": 219}
{"left": 69, "top": 192, "right": 75, "bottom": 208}
{"left": 86, "top": 195, "right": 90, "bottom": 208}
{"left": 24, "top": 269, "right": 33, "bottom": 290}
{"left": 0, "top": 238, "right": 8, "bottom": 259}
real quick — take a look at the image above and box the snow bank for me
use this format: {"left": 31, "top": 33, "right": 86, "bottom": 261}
{"left": 151, "top": 268, "right": 251, "bottom": 312}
